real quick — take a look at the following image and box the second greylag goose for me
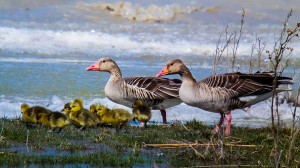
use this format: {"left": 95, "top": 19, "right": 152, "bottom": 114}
{"left": 86, "top": 57, "right": 182, "bottom": 124}
{"left": 156, "top": 59, "right": 293, "bottom": 136}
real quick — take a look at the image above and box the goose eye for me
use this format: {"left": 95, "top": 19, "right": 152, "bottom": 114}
{"left": 170, "top": 63, "right": 174, "bottom": 66}
{"left": 102, "top": 60, "right": 106, "bottom": 63}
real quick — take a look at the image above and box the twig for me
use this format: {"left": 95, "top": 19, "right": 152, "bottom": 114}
{"left": 217, "top": 134, "right": 225, "bottom": 159}
{"left": 254, "top": 36, "right": 266, "bottom": 72}
{"left": 267, "top": 9, "right": 299, "bottom": 167}
{"left": 189, "top": 144, "right": 204, "bottom": 158}
{"left": 249, "top": 43, "right": 255, "bottom": 73}
{"left": 167, "top": 120, "right": 189, "bottom": 131}
{"left": 193, "top": 165, "right": 275, "bottom": 168}
{"left": 212, "top": 26, "right": 233, "bottom": 74}
{"left": 26, "top": 129, "right": 29, "bottom": 152}
{"left": 143, "top": 143, "right": 259, "bottom": 148}
{"left": 276, "top": 150, "right": 283, "bottom": 168}
{"left": 0, "top": 120, "right": 4, "bottom": 137}
{"left": 231, "top": 8, "right": 245, "bottom": 72}
{"left": 287, "top": 82, "right": 300, "bottom": 165}
{"left": 166, "top": 138, "right": 183, "bottom": 144}
{"left": 179, "top": 120, "right": 189, "bottom": 131}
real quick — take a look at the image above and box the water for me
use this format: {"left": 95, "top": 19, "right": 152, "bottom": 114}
{"left": 0, "top": 0, "right": 299, "bottom": 126}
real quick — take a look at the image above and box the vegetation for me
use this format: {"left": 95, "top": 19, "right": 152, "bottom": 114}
{"left": 211, "top": 8, "right": 300, "bottom": 167}
{"left": 0, "top": 118, "right": 299, "bottom": 167}
{"left": 1, "top": 7, "right": 299, "bottom": 168}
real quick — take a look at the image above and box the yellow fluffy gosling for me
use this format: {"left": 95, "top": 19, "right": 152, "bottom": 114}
{"left": 132, "top": 100, "right": 152, "bottom": 128}
{"left": 69, "top": 100, "right": 98, "bottom": 130}
{"left": 21, "top": 103, "right": 51, "bottom": 123}
{"left": 90, "top": 104, "right": 103, "bottom": 124}
{"left": 37, "top": 112, "right": 70, "bottom": 133}
{"left": 96, "top": 105, "right": 132, "bottom": 132}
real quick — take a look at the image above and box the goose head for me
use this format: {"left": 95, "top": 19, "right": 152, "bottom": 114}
{"left": 156, "top": 59, "right": 185, "bottom": 77}
{"left": 86, "top": 57, "right": 118, "bottom": 72}
{"left": 21, "top": 103, "right": 29, "bottom": 113}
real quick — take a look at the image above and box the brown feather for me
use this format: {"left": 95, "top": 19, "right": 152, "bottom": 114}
{"left": 200, "top": 72, "right": 293, "bottom": 97}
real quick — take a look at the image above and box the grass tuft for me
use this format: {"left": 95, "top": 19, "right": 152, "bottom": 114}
{"left": 0, "top": 118, "right": 299, "bottom": 167}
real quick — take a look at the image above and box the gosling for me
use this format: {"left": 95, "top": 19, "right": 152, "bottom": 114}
{"left": 90, "top": 104, "right": 103, "bottom": 125}
{"left": 69, "top": 99, "right": 98, "bottom": 130}
{"left": 96, "top": 105, "right": 132, "bottom": 132}
{"left": 132, "top": 100, "right": 152, "bottom": 128}
{"left": 37, "top": 112, "right": 70, "bottom": 133}
{"left": 21, "top": 103, "right": 51, "bottom": 124}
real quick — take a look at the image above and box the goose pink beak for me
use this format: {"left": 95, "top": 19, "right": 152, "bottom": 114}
{"left": 156, "top": 66, "right": 169, "bottom": 77}
{"left": 86, "top": 61, "right": 100, "bottom": 71}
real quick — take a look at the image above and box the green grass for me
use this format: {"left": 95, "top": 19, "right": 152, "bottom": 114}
{"left": 0, "top": 118, "right": 299, "bottom": 167}
{"left": 0, "top": 151, "right": 149, "bottom": 167}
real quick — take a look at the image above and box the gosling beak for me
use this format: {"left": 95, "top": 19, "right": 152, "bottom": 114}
{"left": 86, "top": 61, "right": 100, "bottom": 71}
{"left": 156, "top": 66, "right": 169, "bottom": 77}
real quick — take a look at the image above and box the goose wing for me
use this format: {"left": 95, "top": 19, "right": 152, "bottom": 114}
{"left": 123, "top": 76, "right": 181, "bottom": 100}
{"left": 199, "top": 72, "right": 292, "bottom": 97}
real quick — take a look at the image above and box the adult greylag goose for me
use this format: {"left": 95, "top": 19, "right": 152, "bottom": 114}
{"left": 156, "top": 59, "right": 293, "bottom": 136}
{"left": 86, "top": 57, "right": 182, "bottom": 124}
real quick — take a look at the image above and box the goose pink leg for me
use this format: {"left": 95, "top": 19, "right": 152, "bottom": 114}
{"left": 225, "top": 114, "right": 232, "bottom": 136}
{"left": 212, "top": 113, "right": 224, "bottom": 134}
{"left": 160, "top": 110, "right": 167, "bottom": 124}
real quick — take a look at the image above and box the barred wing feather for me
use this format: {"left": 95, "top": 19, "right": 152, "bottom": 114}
{"left": 199, "top": 72, "right": 293, "bottom": 97}
{"left": 123, "top": 77, "right": 181, "bottom": 100}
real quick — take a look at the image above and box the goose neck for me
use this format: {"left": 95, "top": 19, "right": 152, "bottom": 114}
{"left": 109, "top": 67, "right": 122, "bottom": 82}
{"left": 180, "top": 66, "right": 197, "bottom": 83}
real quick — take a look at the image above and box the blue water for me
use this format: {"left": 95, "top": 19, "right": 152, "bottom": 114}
{"left": 0, "top": 0, "right": 299, "bottom": 124}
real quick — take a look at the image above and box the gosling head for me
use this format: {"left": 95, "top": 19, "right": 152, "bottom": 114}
{"left": 62, "top": 102, "right": 71, "bottom": 112}
{"left": 90, "top": 104, "right": 98, "bottom": 114}
{"left": 133, "top": 100, "right": 144, "bottom": 108}
{"left": 73, "top": 99, "right": 84, "bottom": 109}
{"left": 70, "top": 102, "right": 81, "bottom": 112}
{"left": 96, "top": 105, "right": 108, "bottom": 116}
{"left": 21, "top": 103, "right": 29, "bottom": 113}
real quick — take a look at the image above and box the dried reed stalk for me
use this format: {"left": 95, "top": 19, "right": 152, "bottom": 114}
{"left": 143, "top": 143, "right": 259, "bottom": 148}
